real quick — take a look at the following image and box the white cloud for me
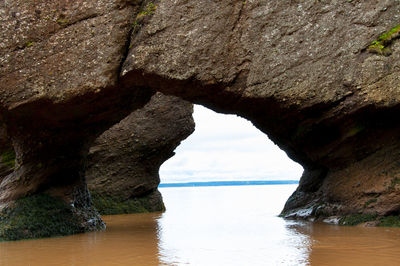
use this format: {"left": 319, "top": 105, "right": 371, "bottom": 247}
{"left": 160, "top": 105, "right": 303, "bottom": 183}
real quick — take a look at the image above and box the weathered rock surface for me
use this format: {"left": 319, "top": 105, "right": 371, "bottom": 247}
{"left": 121, "top": 0, "right": 400, "bottom": 222}
{"left": 0, "top": 125, "right": 13, "bottom": 178}
{"left": 86, "top": 92, "right": 194, "bottom": 214}
{"left": 0, "top": 0, "right": 153, "bottom": 238}
{"left": 1, "top": 0, "right": 400, "bottom": 239}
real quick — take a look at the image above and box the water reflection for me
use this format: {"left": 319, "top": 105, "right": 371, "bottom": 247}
{"left": 0, "top": 214, "right": 162, "bottom": 266}
{"left": 157, "top": 185, "right": 310, "bottom": 265}
{"left": 286, "top": 219, "right": 400, "bottom": 266}
{"left": 2, "top": 185, "right": 400, "bottom": 265}
{"left": 308, "top": 222, "right": 400, "bottom": 266}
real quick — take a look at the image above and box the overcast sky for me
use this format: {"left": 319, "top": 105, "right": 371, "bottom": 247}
{"left": 159, "top": 105, "right": 303, "bottom": 183}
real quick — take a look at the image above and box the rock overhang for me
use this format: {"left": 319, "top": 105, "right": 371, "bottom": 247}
{"left": 0, "top": 0, "right": 400, "bottom": 239}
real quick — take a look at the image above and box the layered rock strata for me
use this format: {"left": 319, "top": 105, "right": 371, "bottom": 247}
{"left": 86, "top": 93, "right": 194, "bottom": 215}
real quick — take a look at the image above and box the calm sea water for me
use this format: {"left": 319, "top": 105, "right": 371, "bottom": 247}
{"left": 1, "top": 185, "right": 400, "bottom": 265}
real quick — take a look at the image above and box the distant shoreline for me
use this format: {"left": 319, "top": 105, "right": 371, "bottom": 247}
{"left": 159, "top": 180, "right": 299, "bottom": 188}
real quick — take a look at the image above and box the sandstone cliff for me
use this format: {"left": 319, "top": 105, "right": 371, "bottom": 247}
{"left": 0, "top": 0, "right": 400, "bottom": 240}
{"left": 0, "top": 0, "right": 152, "bottom": 239}
{"left": 86, "top": 93, "right": 194, "bottom": 214}
{"left": 121, "top": 0, "right": 400, "bottom": 223}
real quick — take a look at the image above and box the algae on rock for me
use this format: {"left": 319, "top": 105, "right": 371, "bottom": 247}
{"left": 0, "top": 194, "right": 103, "bottom": 241}
{"left": 368, "top": 24, "right": 400, "bottom": 55}
{"left": 1, "top": 149, "right": 15, "bottom": 170}
{"left": 91, "top": 191, "right": 165, "bottom": 215}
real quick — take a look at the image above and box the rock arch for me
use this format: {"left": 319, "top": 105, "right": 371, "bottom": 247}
{"left": 120, "top": 0, "right": 400, "bottom": 219}
{"left": 0, "top": 0, "right": 399, "bottom": 239}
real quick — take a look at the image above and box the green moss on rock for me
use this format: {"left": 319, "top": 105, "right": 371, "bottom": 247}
{"left": 1, "top": 149, "right": 15, "bottom": 169}
{"left": 0, "top": 194, "right": 83, "bottom": 241}
{"left": 91, "top": 192, "right": 165, "bottom": 215}
{"left": 368, "top": 24, "right": 400, "bottom": 55}
{"left": 364, "top": 198, "right": 378, "bottom": 208}
{"left": 137, "top": 2, "right": 157, "bottom": 17}
{"left": 378, "top": 216, "right": 400, "bottom": 227}
{"left": 389, "top": 177, "right": 400, "bottom": 190}
{"left": 338, "top": 214, "right": 400, "bottom": 227}
{"left": 339, "top": 213, "right": 377, "bottom": 226}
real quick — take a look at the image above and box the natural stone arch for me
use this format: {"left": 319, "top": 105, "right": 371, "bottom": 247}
{"left": 120, "top": 0, "right": 400, "bottom": 218}
{"left": 0, "top": 0, "right": 399, "bottom": 240}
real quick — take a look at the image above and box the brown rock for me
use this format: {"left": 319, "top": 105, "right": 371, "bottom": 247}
{"left": 1, "top": 0, "right": 400, "bottom": 239}
{"left": 0, "top": 0, "right": 152, "bottom": 237}
{"left": 0, "top": 124, "right": 13, "bottom": 178}
{"left": 121, "top": 0, "right": 400, "bottom": 220}
{"left": 86, "top": 92, "right": 194, "bottom": 214}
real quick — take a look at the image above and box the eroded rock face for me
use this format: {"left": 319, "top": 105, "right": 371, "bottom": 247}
{"left": 0, "top": 125, "right": 13, "bottom": 178}
{"left": 121, "top": 0, "right": 400, "bottom": 221}
{"left": 1, "top": 0, "right": 400, "bottom": 239}
{"left": 0, "top": 0, "right": 153, "bottom": 238}
{"left": 86, "top": 93, "right": 194, "bottom": 214}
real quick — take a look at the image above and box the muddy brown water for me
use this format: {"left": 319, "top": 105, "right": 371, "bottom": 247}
{"left": 1, "top": 185, "right": 400, "bottom": 265}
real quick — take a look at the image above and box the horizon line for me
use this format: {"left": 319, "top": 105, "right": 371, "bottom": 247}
{"left": 159, "top": 180, "right": 299, "bottom": 188}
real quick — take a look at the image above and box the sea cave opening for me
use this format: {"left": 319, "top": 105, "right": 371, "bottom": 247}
{"left": 156, "top": 104, "right": 308, "bottom": 265}
{"left": 159, "top": 104, "right": 304, "bottom": 201}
